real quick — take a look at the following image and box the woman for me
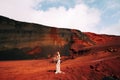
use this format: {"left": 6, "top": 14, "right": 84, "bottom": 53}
{"left": 55, "top": 51, "right": 61, "bottom": 74}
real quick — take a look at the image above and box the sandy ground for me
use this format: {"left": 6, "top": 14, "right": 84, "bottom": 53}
{"left": 0, "top": 49, "right": 120, "bottom": 80}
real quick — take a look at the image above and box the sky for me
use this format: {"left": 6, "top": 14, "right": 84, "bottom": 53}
{"left": 0, "top": 0, "right": 120, "bottom": 35}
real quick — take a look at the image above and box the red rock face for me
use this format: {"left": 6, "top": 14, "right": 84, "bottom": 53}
{"left": 84, "top": 32, "right": 120, "bottom": 45}
{"left": 0, "top": 15, "right": 120, "bottom": 60}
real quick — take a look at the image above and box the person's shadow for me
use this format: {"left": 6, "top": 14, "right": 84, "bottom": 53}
{"left": 47, "top": 70, "right": 56, "bottom": 72}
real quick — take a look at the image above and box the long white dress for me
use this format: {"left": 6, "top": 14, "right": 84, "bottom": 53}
{"left": 55, "top": 52, "right": 61, "bottom": 74}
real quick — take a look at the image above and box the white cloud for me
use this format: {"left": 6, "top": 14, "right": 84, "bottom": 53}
{"left": 0, "top": 0, "right": 36, "bottom": 20}
{"left": 33, "top": 4, "right": 101, "bottom": 32}
{"left": 0, "top": 0, "right": 101, "bottom": 33}
{"left": 100, "top": 21, "right": 120, "bottom": 35}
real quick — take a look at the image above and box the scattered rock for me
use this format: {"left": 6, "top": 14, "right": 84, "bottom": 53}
{"left": 107, "top": 47, "right": 117, "bottom": 52}
{"left": 90, "top": 65, "right": 94, "bottom": 69}
{"left": 102, "top": 76, "right": 119, "bottom": 80}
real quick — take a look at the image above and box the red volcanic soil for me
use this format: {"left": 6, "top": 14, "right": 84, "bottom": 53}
{"left": 0, "top": 43, "right": 120, "bottom": 80}
{"left": 84, "top": 32, "right": 120, "bottom": 45}
{"left": 0, "top": 32, "right": 120, "bottom": 80}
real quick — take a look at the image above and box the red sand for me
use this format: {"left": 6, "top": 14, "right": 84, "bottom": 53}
{"left": 0, "top": 49, "right": 120, "bottom": 80}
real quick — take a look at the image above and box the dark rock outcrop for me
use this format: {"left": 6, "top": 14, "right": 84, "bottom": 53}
{"left": 0, "top": 15, "right": 94, "bottom": 60}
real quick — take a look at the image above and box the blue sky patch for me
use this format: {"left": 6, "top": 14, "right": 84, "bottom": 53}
{"left": 36, "top": 0, "right": 76, "bottom": 11}
{"left": 84, "top": 0, "right": 120, "bottom": 27}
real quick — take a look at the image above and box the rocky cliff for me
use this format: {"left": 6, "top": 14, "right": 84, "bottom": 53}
{"left": 0, "top": 15, "right": 107, "bottom": 60}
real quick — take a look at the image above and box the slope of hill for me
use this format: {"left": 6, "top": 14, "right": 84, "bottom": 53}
{"left": 84, "top": 32, "right": 120, "bottom": 45}
{"left": 0, "top": 15, "right": 93, "bottom": 60}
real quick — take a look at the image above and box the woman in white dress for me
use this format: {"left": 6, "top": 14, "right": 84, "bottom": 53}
{"left": 55, "top": 51, "right": 62, "bottom": 74}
